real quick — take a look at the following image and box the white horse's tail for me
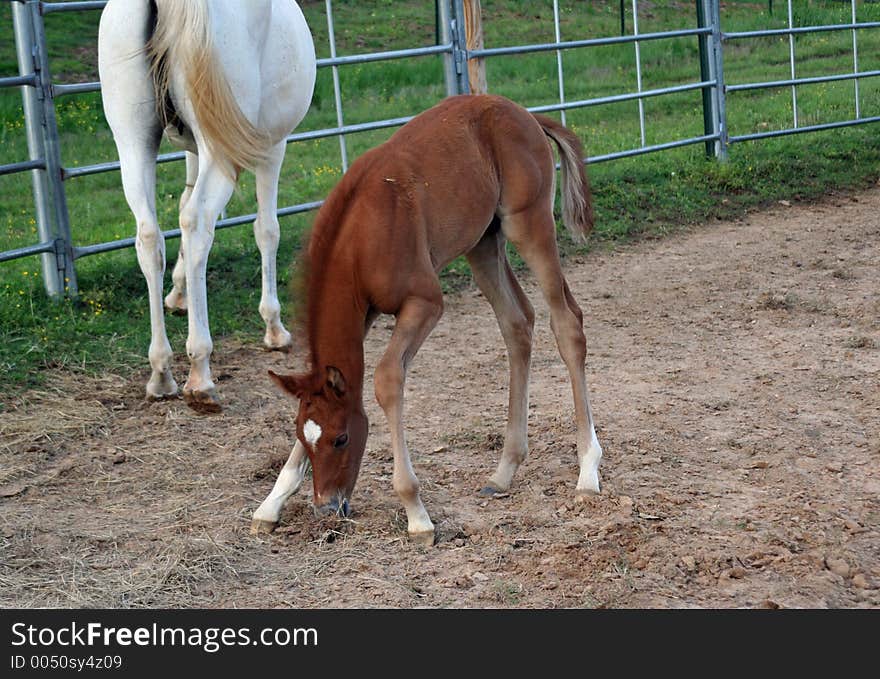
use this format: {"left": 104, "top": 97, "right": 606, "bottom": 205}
{"left": 148, "top": 0, "right": 270, "bottom": 176}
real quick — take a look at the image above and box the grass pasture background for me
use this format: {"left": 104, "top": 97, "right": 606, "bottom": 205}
{"left": 3, "top": 0, "right": 880, "bottom": 398}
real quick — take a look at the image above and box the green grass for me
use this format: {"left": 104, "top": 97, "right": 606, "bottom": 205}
{"left": 3, "top": 0, "right": 880, "bottom": 400}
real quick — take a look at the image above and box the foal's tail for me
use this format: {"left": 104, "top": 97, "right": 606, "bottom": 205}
{"left": 148, "top": 0, "right": 270, "bottom": 176}
{"left": 533, "top": 114, "right": 594, "bottom": 242}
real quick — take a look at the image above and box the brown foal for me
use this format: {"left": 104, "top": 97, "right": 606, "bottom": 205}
{"left": 251, "top": 94, "right": 604, "bottom": 545}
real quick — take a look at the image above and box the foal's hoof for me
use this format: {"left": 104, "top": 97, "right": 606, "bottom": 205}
{"left": 250, "top": 518, "right": 279, "bottom": 535}
{"left": 574, "top": 484, "right": 601, "bottom": 502}
{"left": 183, "top": 387, "right": 222, "bottom": 414}
{"left": 478, "top": 485, "right": 506, "bottom": 498}
{"left": 575, "top": 469, "right": 601, "bottom": 499}
{"left": 408, "top": 529, "right": 436, "bottom": 547}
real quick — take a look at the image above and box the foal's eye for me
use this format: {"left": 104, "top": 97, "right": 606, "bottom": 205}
{"left": 333, "top": 433, "right": 349, "bottom": 449}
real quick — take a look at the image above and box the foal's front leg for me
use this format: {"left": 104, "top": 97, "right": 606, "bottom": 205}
{"left": 374, "top": 293, "right": 443, "bottom": 546}
{"left": 251, "top": 440, "right": 310, "bottom": 534}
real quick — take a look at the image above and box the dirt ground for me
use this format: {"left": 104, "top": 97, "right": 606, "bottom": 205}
{"left": 1, "top": 188, "right": 878, "bottom": 609}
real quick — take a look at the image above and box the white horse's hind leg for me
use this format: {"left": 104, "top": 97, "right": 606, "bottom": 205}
{"left": 251, "top": 440, "right": 310, "bottom": 534}
{"left": 121, "top": 145, "right": 177, "bottom": 400}
{"left": 165, "top": 152, "right": 199, "bottom": 315}
{"left": 179, "top": 155, "right": 235, "bottom": 413}
{"left": 99, "top": 0, "right": 176, "bottom": 399}
{"left": 253, "top": 141, "right": 292, "bottom": 351}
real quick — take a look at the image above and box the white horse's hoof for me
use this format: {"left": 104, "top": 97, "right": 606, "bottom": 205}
{"left": 183, "top": 386, "right": 222, "bottom": 414}
{"left": 164, "top": 290, "right": 187, "bottom": 316}
{"left": 264, "top": 327, "right": 292, "bottom": 352}
{"left": 146, "top": 372, "right": 178, "bottom": 400}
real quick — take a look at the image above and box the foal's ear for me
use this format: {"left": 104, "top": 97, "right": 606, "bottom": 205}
{"left": 325, "top": 365, "right": 347, "bottom": 397}
{"left": 268, "top": 370, "right": 308, "bottom": 398}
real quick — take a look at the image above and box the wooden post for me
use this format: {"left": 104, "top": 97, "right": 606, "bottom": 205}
{"left": 462, "top": 0, "right": 487, "bottom": 94}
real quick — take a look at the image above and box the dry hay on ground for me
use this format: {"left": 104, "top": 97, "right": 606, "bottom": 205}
{"left": 1, "top": 188, "right": 878, "bottom": 608}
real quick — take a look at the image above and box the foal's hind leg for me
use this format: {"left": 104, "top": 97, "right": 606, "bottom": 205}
{"left": 374, "top": 287, "right": 444, "bottom": 546}
{"left": 164, "top": 152, "right": 198, "bottom": 316}
{"left": 253, "top": 141, "right": 292, "bottom": 351}
{"left": 466, "top": 230, "right": 535, "bottom": 495}
{"left": 503, "top": 209, "right": 603, "bottom": 496}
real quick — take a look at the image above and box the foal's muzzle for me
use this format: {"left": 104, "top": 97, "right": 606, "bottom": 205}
{"left": 314, "top": 496, "right": 351, "bottom": 518}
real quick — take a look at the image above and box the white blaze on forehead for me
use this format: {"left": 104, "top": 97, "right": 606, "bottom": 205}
{"left": 303, "top": 419, "right": 322, "bottom": 447}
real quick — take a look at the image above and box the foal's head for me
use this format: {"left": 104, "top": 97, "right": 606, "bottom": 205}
{"left": 269, "top": 367, "right": 367, "bottom": 517}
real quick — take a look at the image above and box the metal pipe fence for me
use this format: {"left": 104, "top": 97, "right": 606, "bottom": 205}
{"left": 3, "top": 0, "right": 76, "bottom": 296}
{"left": 3, "top": 0, "right": 880, "bottom": 297}
{"left": 723, "top": 0, "right": 879, "bottom": 145}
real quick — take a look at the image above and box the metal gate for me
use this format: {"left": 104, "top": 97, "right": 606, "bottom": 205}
{"left": 2, "top": 0, "right": 879, "bottom": 297}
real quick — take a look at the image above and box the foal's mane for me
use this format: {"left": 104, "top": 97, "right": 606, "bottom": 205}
{"left": 289, "top": 157, "right": 371, "bottom": 371}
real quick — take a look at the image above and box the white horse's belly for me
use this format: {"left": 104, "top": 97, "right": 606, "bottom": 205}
{"left": 258, "top": 1, "right": 317, "bottom": 141}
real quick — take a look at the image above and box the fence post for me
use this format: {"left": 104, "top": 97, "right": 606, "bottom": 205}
{"left": 11, "top": 0, "right": 77, "bottom": 297}
{"left": 28, "top": 1, "right": 77, "bottom": 295}
{"left": 698, "top": 0, "right": 728, "bottom": 160}
{"left": 438, "top": 0, "right": 460, "bottom": 95}
{"left": 552, "top": 0, "right": 565, "bottom": 124}
{"left": 696, "top": 0, "right": 714, "bottom": 157}
{"left": 450, "top": 0, "right": 470, "bottom": 95}
{"left": 462, "top": 0, "right": 487, "bottom": 94}
{"left": 324, "top": 0, "right": 348, "bottom": 172}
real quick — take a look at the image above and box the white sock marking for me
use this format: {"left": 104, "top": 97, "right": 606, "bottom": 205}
{"left": 252, "top": 442, "right": 309, "bottom": 523}
{"left": 577, "top": 424, "right": 603, "bottom": 494}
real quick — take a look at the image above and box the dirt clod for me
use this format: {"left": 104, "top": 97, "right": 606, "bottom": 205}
{"left": 844, "top": 519, "right": 866, "bottom": 534}
{"left": 825, "top": 557, "right": 851, "bottom": 579}
{"left": 728, "top": 566, "right": 748, "bottom": 580}
{"left": 852, "top": 574, "right": 873, "bottom": 590}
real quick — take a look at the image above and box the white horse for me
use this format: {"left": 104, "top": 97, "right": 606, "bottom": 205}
{"left": 98, "top": 0, "right": 316, "bottom": 412}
